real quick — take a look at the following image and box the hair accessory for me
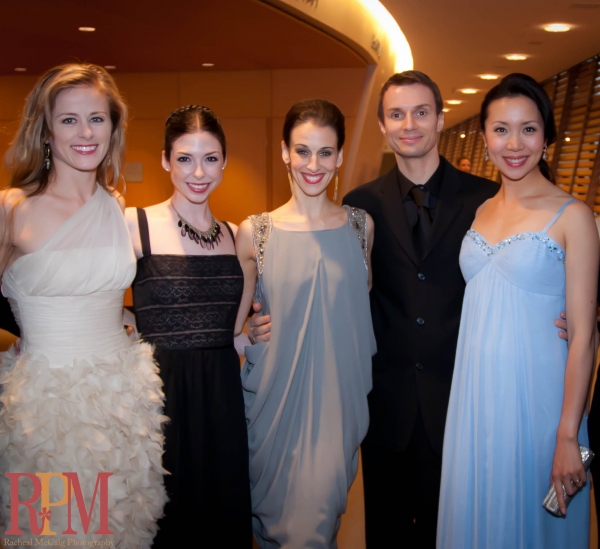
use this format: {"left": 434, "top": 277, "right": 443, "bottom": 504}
{"left": 484, "top": 147, "right": 489, "bottom": 162}
{"left": 287, "top": 164, "right": 295, "bottom": 196}
{"left": 44, "top": 143, "right": 51, "bottom": 170}
{"left": 542, "top": 145, "right": 549, "bottom": 161}
{"left": 166, "top": 105, "right": 213, "bottom": 125}
{"left": 171, "top": 202, "right": 222, "bottom": 249}
{"left": 333, "top": 169, "right": 339, "bottom": 202}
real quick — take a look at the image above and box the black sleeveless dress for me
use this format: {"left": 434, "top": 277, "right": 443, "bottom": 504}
{"left": 132, "top": 209, "right": 252, "bottom": 548}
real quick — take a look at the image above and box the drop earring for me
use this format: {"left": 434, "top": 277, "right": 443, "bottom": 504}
{"left": 43, "top": 143, "right": 51, "bottom": 170}
{"left": 332, "top": 169, "right": 339, "bottom": 203}
{"left": 542, "top": 145, "right": 549, "bottom": 161}
{"left": 484, "top": 147, "right": 489, "bottom": 162}
{"left": 287, "top": 164, "right": 295, "bottom": 196}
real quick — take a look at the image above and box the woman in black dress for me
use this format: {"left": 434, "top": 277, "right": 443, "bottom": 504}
{"left": 125, "top": 105, "right": 252, "bottom": 548}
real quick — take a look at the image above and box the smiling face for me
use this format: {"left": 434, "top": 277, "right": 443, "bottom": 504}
{"left": 482, "top": 95, "right": 545, "bottom": 182}
{"left": 281, "top": 120, "right": 343, "bottom": 199}
{"left": 47, "top": 86, "right": 112, "bottom": 175}
{"left": 378, "top": 83, "right": 444, "bottom": 162}
{"left": 162, "top": 130, "right": 226, "bottom": 204}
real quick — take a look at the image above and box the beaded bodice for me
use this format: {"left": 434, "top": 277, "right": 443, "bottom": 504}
{"left": 460, "top": 198, "right": 576, "bottom": 296}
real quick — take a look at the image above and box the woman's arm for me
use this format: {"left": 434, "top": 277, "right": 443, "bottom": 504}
{"left": 366, "top": 213, "right": 375, "bottom": 292}
{"left": 551, "top": 201, "right": 600, "bottom": 514}
{"left": 234, "top": 219, "right": 258, "bottom": 336}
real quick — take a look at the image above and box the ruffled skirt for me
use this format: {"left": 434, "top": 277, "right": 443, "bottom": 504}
{"left": 0, "top": 341, "right": 168, "bottom": 548}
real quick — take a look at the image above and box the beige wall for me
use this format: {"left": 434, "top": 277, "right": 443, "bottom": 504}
{"left": 0, "top": 68, "right": 366, "bottom": 223}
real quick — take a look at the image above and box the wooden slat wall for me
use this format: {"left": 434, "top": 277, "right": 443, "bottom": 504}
{"left": 441, "top": 54, "right": 600, "bottom": 211}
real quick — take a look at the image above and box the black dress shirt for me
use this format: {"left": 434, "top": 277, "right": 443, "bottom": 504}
{"left": 396, "top": 159, "right": 445, "bottom": 228}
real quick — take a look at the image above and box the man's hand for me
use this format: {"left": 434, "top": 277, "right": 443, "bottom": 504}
{"left": 555, "top": 311, "right": 567, "bottom": 341}
{"left": 247, "top": 302, "right": 272, "bottom": 344}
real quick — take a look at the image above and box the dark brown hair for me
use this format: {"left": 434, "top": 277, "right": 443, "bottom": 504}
{"left": 377, "top": 70, "right": 443, "bottom": 121}
{"left": 282, "top": 99, "right": 345, "bottom": 150}
{"left": 164, "top": 105, "right": 226, "bottom": 160}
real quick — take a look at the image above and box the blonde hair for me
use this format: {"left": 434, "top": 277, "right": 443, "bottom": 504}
{"left": 4, "top": 63, "right": 128, "bottom": 196}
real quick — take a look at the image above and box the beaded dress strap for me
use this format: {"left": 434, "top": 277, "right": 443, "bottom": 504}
{"left": 542, "top": 198, "right": 577, "bottom": 233}
{"left": 249, "top": 213, "right": 272, "bottom": 276}
{"left": 136, "top": 208, "right": 152, "bottom": 257}
{"left": 343, "top": 205, "right": 368, "bottom": 270}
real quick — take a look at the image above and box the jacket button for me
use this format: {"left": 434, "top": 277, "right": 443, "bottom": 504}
{"left": 418, "top": 273, "right": 425, "bottom": 281}
{"left": 416, "top": 317, "right": 425, "bottom": 325}
{"left": 416, "top": 362, "right": 424, "bottom": 370}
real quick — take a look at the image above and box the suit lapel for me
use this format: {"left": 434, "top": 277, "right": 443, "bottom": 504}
{"left": 379, "top": 168, "right": 420, "bottom": 266}
{"left": 422, "top": 159, "right": 464, "bottom": 260}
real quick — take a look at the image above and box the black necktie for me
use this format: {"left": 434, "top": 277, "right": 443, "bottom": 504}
{"left": 409, "top": 185, "right": 433, "bottom": 258}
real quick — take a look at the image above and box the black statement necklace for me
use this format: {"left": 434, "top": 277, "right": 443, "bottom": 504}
{"left": 171, "top": 203, "right": 222, "bottom": 249}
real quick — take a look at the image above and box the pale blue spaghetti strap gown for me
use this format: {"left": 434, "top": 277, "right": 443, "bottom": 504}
{"left": 437, "top": 198, "right": 590, "bottom": 549}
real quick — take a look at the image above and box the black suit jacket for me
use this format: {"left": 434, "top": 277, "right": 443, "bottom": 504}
{"left": 343, "top": 156, "right": 498, "bottom": 455}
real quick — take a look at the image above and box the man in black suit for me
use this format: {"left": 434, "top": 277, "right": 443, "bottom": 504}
{"left": 341, "top": 70, "right": 497, "bottom": 547}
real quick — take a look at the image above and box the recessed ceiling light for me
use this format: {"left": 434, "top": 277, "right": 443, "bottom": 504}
{"left": 104, "top": 65, "right": 116, "bottom": 70}
{"left": 202, "top": 63, "right": 214, "bottom": 67}
{"left": 14, "top": 67, "right": 27, "bottom": 72}
{"left": 460, "top": 133, "right": 466, "bottom": 139}
{"left": 78, "top": 26, "right": 96, "bottom": 32}
{"left": 505, "top": 54, "right": 528, "bottom": 61}
{"left": 446, "top": 99, "right": 462, "bottom": 105}
{"left": 479, "top": 74, "right": 500, "bottom": 80}
{"left": 442, "top": 108, "right": 450, "bottom": 113}
{"left": 565, "top": 137, "right": 571, "bottom": 142}
{"left": 458, "top": 88, "right": 478, "bottom": 94}
{"left": 543, "top": 23, "right": 571, "bottom": 32}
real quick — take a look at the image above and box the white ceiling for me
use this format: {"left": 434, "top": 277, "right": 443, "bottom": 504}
{"left": 381, "top": 0, "right": 600, "bottom": 127}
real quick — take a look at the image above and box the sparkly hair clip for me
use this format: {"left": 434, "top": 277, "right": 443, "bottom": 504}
{"left": 166, "top": 104, "right": 214, "bottom": 124}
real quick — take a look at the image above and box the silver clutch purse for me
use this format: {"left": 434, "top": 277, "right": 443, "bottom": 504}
{"left": 542, "top": 445, "right": 594, "bottom": 517}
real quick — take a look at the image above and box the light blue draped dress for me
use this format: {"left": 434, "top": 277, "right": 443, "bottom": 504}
{"left": 437, "top": 198, "right": 590, "bottom": 548}
{"left": 242, "top": 207, "right": 375, "bottom": 548}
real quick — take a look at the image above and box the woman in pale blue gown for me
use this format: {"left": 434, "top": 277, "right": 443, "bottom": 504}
{"left": 437, "top": 73, "right": 598, "bottom": 548}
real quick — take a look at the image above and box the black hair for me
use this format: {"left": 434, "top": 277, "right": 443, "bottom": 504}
{"left": 164, "top": 105, "right": 226, "bottom": 160}
{"left": 480, "top": 73, "right": 556, "bottom": 182}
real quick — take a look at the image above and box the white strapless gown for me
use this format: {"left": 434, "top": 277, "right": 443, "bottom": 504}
{"left": 0, "top": 187, "right": 167, "bottom": 548}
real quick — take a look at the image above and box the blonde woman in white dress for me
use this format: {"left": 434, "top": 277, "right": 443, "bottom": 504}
{"left": 0, "top": 64, "right": 166, "bottom": 548}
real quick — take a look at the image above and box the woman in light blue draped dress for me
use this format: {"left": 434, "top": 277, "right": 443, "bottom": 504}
{"left": 437, "top": 74, "right": 598, "bottom": 548}
{"left": 235, "top": 100, "right": 376, "bottom": 548}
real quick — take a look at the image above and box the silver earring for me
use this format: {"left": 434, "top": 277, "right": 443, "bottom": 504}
{"left": 332, "top": 170, "right": 339, "bottom": 203}
{"left": 287, "top": 164, "right": 295, "bottom": 196}
{"left": 542, "top": 145, "right": 549, "bottom": 161}
{"left": 484, "top": 147, "right": 489, "bottom": 162}
{"left": 44, "top": 143, "right": 51, "bottom": 170}
{"left": 165, "top": 167, "right": 170, "bottom": 172}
